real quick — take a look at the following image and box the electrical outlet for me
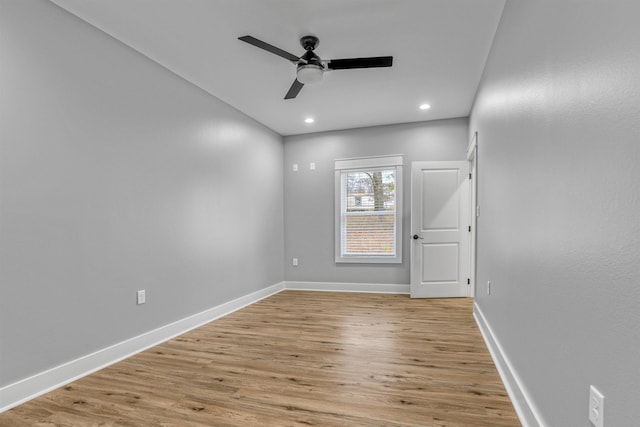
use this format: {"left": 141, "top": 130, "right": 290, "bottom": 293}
{"left": 589, "top": 385, "right": 604, "bottom": 427}
{"left": 309, "top": 162, "right": 316, "bottom": 170}
{"left": 136, "top": 290, "right": 146, "bottom": 305}
{"left": 292, "top": 258, "right": 298, "bottom": 267}
{"left": 487, "top": 281, "right": 491, "bottom": 295}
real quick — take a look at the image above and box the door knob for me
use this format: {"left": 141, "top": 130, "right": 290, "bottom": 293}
{"left": 412, "top": 234, "right": 423, "bottom": 240}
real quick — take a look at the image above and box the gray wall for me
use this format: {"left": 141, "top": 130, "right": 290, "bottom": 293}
{"left": 0, "top": 0, "right": 284, "bottom": 388}
{"left": 470, "top": 1, "right": 640, "bottom": 426}
{"left": 284, "top": 119, "right": 469, "bottom": 284}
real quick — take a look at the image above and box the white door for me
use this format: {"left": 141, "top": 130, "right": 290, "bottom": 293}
{"left": 410, "top": 161, "right": 470, "bottom": 298}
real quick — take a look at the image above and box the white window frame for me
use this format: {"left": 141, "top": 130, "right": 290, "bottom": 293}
{"left": 334, "top": 155, "right": 403, "bottom": 264}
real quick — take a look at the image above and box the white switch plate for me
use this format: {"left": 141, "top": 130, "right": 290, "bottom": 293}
{"left": 589, "top": 385, "right": 604, "bottom": 427}
{"left": 309, "top": 162, "right": 316, "bottom": 170}
{"left": 292, "top": 163, "right": 298, "bottom": 172}
{"left": 136, "top": 290, "right": 146, "bottom": 305}
{"left": 292, "top": 258, "right": 298, "bottom": 267}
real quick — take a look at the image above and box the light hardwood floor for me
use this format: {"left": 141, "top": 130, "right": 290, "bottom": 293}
{"left": 1, "top": 291, "right": 520, "bottom": 426}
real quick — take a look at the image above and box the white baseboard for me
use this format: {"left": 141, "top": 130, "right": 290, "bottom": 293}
{"left": 0, "top": 281, "right": 285, "bottom": 413}
{"left": 285, "top": 281, "right": 410, "bottom": 294}
{"left": 473, "top": 302, "right": 546, "bottom": 427}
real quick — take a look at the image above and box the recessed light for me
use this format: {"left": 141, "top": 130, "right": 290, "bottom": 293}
{"left": 419, "top": 103, "right": 431, "bottom": 110}
{"left": 304, "top": 117, "right": 315, "bottom": 124}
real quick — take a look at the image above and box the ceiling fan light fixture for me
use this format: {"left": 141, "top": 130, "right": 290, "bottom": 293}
{"left": 297, "top": 64, "right": 324, "bottom": 84}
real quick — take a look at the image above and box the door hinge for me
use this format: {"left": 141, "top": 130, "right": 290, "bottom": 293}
{"left": 467, "top": 278, "right": 471, "bottom": 285}
{"left": 468, "top": 225, "right": 471, "bottom": 232}
{"left": 469, "top": 173, "right": 472, "bottom": 180}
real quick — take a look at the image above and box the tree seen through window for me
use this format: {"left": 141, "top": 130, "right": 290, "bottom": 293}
{"left": 345, "top": 170, "right": 395, "bottom": 212}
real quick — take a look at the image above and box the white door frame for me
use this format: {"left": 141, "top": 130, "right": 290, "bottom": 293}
{"left": 466, "top": 132, "right": 478, "bottom": 297}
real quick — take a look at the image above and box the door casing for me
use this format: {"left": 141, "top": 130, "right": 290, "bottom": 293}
{"left": 467, "top": 132, "right": 478, "bottom": 297}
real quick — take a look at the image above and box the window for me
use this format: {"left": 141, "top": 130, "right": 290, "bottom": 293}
{"left": 335, "top": 155, "right": 403, "bottom": 263}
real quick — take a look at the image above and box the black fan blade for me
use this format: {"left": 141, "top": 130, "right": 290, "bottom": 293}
{"left": 238, "top": 35, "right": 299, "bottom": 62}
{"left": 284, "top": 79, "right": 304, "bottom": 99}
{"left": 326, "top": 56, "right": 393, "bottom": 70}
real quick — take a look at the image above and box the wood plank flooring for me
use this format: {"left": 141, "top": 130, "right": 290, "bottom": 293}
{"left": 1, "top": 291, "right": 520, "bottom": 426}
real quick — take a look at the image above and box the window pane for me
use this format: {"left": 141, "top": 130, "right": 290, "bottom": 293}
{"left": 341, "top": 169, "right": 396, "bottom": 256}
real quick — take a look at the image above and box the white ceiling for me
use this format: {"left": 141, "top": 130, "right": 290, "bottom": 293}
{"left": 49, "top": 0, "right": 505, "bottom": 136}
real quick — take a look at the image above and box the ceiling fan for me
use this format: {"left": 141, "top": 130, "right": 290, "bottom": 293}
{"left": 238, "top": 35, "right": 393, "bottom": 99}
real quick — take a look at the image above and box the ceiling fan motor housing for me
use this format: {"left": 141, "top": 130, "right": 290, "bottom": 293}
{"left": 296, "top": 47, "right": 324, "bottom": 84}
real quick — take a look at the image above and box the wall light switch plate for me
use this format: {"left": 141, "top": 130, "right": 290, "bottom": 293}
{"left": 309, "top": 162, "right": 316, "bottom": 170}
{"left": 292, "top": 163, "right": 298, "bottom": 172}
{"left": 136, "top": 290, "right": 146, "bottom": 305}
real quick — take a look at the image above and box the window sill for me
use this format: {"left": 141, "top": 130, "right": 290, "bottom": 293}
{"left": 335, "top": 257, "right": 402, "bottom": 264}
